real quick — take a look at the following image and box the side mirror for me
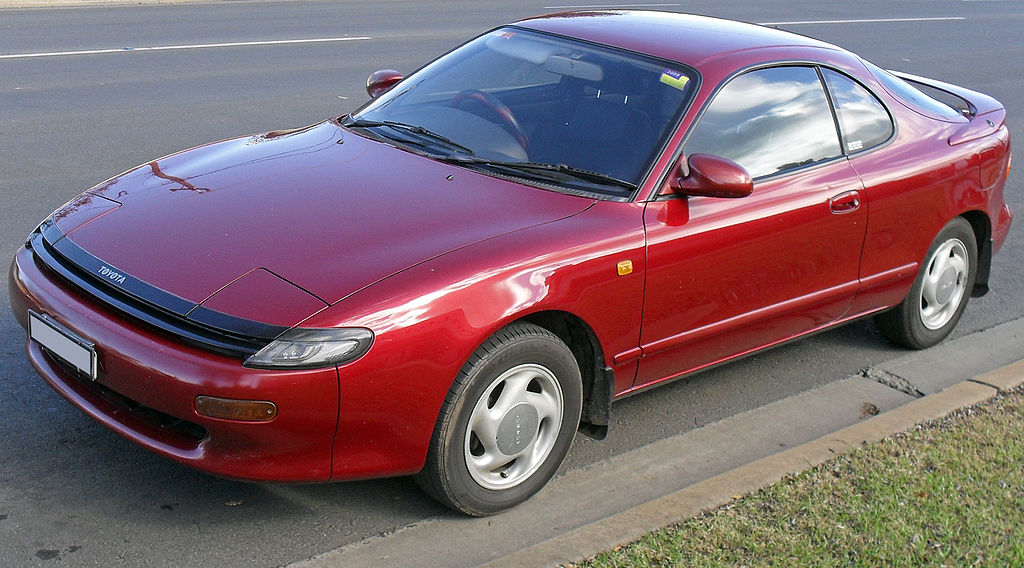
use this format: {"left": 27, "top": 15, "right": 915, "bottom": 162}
{"left": 664, "top": 153, "right": 753, "bottom": 199}
{"left": 365, "top": 69, "right": 403, "bottom": 98}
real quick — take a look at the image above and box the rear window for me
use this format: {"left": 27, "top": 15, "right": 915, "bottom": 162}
{"left": 863, "top": 61, "right": 965, "bottom": 122}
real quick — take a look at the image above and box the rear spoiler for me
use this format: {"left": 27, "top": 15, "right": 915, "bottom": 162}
{"left": 890, "top": 70, "right": 1006, "bottom": 146}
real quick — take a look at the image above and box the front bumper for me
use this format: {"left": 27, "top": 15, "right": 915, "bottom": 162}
{"left": 9, "top": 245, "right": 339, "bottom": 482}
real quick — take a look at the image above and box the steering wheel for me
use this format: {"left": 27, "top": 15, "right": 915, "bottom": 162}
{"left": 452, "top": 89, "right": 529, "bottom": 150}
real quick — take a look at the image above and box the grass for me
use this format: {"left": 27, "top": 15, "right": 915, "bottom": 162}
{"left": 579, "top": 388, "right": 1024, "bottom": 568}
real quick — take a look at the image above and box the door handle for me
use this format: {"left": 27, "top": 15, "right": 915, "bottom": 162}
{"left": 829, "top": 190, "right": 861, "bottom": 214}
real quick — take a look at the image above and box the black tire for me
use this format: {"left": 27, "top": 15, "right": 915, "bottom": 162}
{"left": 874, "top": 217, "right": 977, "bottom": 349}
{"left": 415, "top": 322, "right": 582, "bottom": 516}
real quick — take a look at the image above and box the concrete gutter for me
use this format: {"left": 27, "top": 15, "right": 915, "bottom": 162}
{"left": 290, "top": 317, "right": 1024, "bottom": 568}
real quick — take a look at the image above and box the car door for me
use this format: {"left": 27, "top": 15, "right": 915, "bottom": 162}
{"left": 634, "top": 65, "right": 868, "bottom": 389}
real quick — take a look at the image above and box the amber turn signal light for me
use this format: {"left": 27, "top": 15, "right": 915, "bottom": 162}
{"left": 195, "top": 396, "right": 278, "bottom": 422}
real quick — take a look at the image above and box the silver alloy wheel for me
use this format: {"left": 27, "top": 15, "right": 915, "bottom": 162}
{"left": 918, "top": 237, "right": 969, "bottom": 330}
{"left": 464, "top": 363, "right": 563, "bottom": 490}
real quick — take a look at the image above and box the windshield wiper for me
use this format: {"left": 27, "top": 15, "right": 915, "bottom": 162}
{"left": 443, "top": 156, "right": 637, "bottom": 191}
{"left": 345, "top": 118, "right": 637, "bottom": 192}
{"left": 343, "top": 118, "right": 475, "bottom": 156}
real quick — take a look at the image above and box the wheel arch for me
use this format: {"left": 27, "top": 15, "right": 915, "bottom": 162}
{"left": 960, "top": 209, "right": 992, "bottom": 297}
{"left": 521, "top": 310, "right": 614, "bottom": 440}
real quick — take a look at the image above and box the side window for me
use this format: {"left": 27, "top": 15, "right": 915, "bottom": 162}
{"left": 684, "top": 66, "right": 842, "bottom": 179}
{"left": 822, "top": 69, "right": 893, "bottom": 153}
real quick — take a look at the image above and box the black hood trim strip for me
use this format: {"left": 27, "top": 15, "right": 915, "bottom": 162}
{"left": 31, "top": 221, "right": 287, "bottom": 359}
{"left": 42, "top": 220, "right": 195, "bottom": 316}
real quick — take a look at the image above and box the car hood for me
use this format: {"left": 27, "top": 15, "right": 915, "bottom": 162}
{"left": 54, "top": 120, "right": 594, "bottom": 325}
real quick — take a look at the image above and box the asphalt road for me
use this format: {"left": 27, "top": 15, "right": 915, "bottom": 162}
{"left": 1, "top": 1, "right": 1022, "bottom": 566}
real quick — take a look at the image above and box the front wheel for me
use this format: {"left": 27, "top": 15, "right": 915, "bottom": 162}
{"left": 415, "top": 322, "right": 582, "bottom": 516}
{"left": 874, "top": 217, "right": 977, "bottom": 349}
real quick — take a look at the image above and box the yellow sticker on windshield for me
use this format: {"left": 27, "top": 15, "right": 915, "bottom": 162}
{"left": 660, "top": 69, "right": 690, "bottom": 91}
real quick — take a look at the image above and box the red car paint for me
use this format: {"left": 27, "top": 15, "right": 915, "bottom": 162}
{"left": 9, "top": 11, "right": 1011, "bottom": 484}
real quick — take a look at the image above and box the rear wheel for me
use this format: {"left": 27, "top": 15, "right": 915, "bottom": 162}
{"left": 415, "top": 322, "right": 582, "bottom": 516}
{"left": 874, "top": 217, "right": 977, "bottom": 349}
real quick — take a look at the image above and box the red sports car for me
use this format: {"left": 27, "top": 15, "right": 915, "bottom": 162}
{"left": 9, "top": 11, "right": 1012, "bottom": 515}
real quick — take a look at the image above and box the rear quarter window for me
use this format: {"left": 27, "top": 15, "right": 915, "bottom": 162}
{"left": 822, "top": 69, "right": 894, "bottom": 153}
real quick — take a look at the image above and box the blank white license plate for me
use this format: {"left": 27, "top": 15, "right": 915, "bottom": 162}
{"left": 29, "top": 311, "right": 98, "bottom": 380}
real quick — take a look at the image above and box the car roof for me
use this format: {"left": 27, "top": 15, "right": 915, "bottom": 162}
{"left": 514, "top": 10, "right": 843, "bottom": 68}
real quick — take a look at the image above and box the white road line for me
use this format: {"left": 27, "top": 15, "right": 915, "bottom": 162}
{"left": 758, "top": 16, "right": 965, "bottom": 26}
{"left": 0, "top": 36, "right": 372, "bottom": 61}
{"left": 0, "top": 16, "right": 966, "bottom": 61}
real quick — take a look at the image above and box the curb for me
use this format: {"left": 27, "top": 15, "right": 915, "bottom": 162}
{"left": 479, "top": 358, "right": 1024, "bottom": 568}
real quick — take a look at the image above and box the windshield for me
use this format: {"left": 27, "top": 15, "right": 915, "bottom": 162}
{"left": 350, "top": 27, "right": 696, "bottom": 198}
